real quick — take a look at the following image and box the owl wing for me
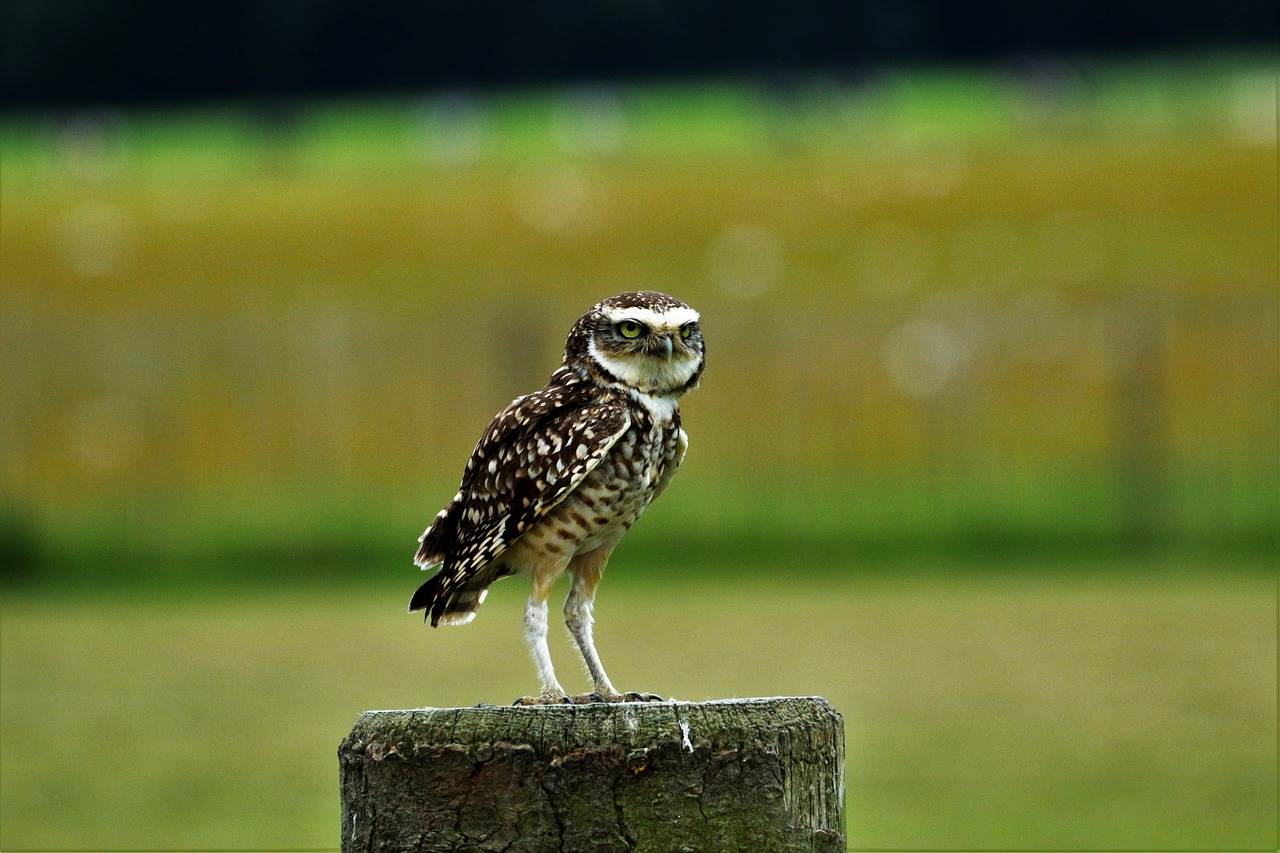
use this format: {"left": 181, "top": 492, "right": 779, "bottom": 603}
{"left": 411, "top": 387, "right": 630, "bottom": 622}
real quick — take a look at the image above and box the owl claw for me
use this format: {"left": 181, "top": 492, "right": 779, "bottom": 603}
{"left": 624, "top": 691, "right": 664, "bottom": 702}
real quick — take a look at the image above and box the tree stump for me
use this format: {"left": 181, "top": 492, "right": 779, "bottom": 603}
{"left": 339, "top": 696, "right": 845, "bottom": 852}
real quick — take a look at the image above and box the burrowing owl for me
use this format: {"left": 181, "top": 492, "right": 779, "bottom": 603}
{"left": 410, "top": 291, "right": 705, "bottom": 703}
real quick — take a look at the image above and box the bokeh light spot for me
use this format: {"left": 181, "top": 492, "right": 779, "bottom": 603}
{"left": 54, "top": 202, "right": 136, "bottom": 278}
{"left": 883, "top": 318, "right": 967, "bottom": 397}
{"left": 56, "top": 110, "right": 131, "bottom": 182}
{"left": 509, "top": 160, "right": 604, "bottom": 236}
{"left": 69, "top": 395, "right": 143, "bottom": 472}
{"left": 705, "top": 223, "right": 786, "bottom": 299}
{"left": 1228, "top": 72, "right": 1277, "bottom": 146}
{"left": 551, "top": 86, "right": 628, "bottom": 156}
{"left": 414, "top": 93, "right": 490, "bottom": 165}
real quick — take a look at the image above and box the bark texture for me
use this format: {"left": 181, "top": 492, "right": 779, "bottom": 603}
{"left": 339, "top": 696, "right": 845, "bottom": 853}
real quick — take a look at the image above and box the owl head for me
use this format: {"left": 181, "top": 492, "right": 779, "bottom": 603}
{"left": 565, "top": 291, "right": 705, "bottom": 396}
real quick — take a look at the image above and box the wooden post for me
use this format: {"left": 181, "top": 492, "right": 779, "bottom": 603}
{"left": 339, "top": 696, "right": 845, "bottom": 853}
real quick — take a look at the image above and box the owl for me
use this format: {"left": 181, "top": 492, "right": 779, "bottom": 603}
{"left": 410, "top": 291, "right": 705, "bottom": 704}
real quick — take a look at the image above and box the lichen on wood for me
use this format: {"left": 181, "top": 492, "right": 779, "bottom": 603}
{"left": 339, "top": 696, "right": 845, "bottom": 852}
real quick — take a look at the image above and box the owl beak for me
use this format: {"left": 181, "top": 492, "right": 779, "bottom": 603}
{"left": 661, "top": 335, "right": 673, "bottom": 359}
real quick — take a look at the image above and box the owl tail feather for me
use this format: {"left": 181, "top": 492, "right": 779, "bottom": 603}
{"left": 409, "top": 566, "right": 505, "bottom": 627}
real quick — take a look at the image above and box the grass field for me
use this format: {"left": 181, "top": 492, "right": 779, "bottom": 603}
{"left": 1, "top": 563, "right": 1274, "bottom": 850}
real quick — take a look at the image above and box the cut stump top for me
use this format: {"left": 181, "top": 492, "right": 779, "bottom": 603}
{"left": 340, "top": 696, "right": 845, "bottom": 853}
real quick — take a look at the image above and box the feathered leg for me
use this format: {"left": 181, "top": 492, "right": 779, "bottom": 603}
{"left": 564, "top": 551, "right": 618, "bottom": 698}
{"left": 564, "top": 548, "right": 661, "bottom": 702}
{"left": 518, "top": 556, "right": 570, "bottom": 704}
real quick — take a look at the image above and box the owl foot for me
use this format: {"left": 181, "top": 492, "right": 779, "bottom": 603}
{"left": 512, "top": 693, "right": 573, "bottom": 706}
{"left": 550, "top": 693, "right": 615, "bottom": 704}
{"left": 580, "top": 691, "right": 664, "bottom": 703}
{"left": 511, "top": 691, "right": 664, "bottom": 705}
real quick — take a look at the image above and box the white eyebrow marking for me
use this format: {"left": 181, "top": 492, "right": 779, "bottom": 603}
{"left": 601, "top": 305, "right": 700, "bottom": 329}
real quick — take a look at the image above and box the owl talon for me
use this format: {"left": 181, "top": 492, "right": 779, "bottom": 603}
{"left": 623, "top": 691, "right": 664, "bottom": 702}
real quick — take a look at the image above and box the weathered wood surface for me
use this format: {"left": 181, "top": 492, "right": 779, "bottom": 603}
{"left": 339, "top": 696, "right": 845, "bottom": 853}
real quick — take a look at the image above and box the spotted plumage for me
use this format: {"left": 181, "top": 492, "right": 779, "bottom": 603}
{"left": 410, "top": 291, "right": 705, "bottom": 703}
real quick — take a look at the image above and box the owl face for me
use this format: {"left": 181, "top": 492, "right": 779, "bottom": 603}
{"left": 568, "top": 291, "right": 705, "bottom": 396}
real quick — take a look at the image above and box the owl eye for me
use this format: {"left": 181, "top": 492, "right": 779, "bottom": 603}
{"left": 617, "top": 320, "right": 645, "bottom": 339}
{"left": 680, "top": 322, "right": 697, "bottom": 340}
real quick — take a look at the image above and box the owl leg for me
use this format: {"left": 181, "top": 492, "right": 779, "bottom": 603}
{"left": 519, "top": 558, "right": 570, "bottom": 704}
{"left": 565, "top": 547, "right": 665, "bottom": 702}
{"left": 564, "top": 557, "right": 619, "bottom": 700}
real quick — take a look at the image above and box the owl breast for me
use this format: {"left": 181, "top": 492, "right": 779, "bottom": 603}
{"left": 516, "top": 410, "right": 681, "bottom": 559}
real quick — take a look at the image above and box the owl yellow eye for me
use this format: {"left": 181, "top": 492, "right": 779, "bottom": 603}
{"left": 617, "top": 320, "right": 644, "bottom": 339}
{"left": 680, "top": 322, "right": 697, "bottom": 340}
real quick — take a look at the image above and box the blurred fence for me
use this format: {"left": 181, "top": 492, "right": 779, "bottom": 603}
{"left": 2, "top": 287, "right": 1274, "bottom": 559}
{"left": 1, "top": 66, "right": 1276, "bottom": 574}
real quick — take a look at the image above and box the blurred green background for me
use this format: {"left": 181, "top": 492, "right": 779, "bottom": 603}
{"left": 1, "top": 4, "right": 1277, "bottom": 850}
